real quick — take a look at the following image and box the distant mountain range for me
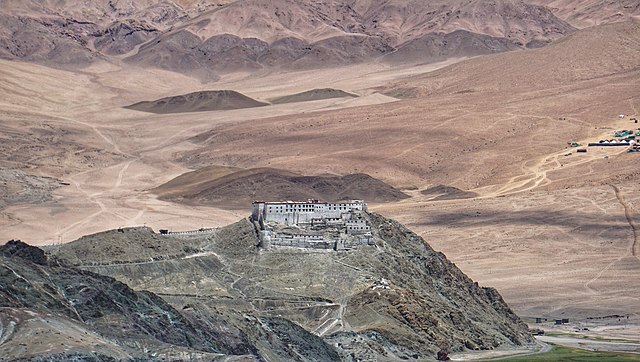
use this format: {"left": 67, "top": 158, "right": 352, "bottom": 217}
{"left": 1, "top": 0, "right": 637, "bottom": 79}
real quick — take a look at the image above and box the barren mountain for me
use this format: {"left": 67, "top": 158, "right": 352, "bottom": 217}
{"left": 391, "top": 20, "right": 640, "bottom": 96}
{"left": 41, "top": 213, "right": 533, "bottom": 360}
{"left": 0, "top": 0, "right": 188, "bottom": 66}
{"left": 177, "top": 0, "right": 573, "bottom": 46}
{"left": 383, "top": 29, "right": 523, "bottom": 64}
{"left": 3, "top": 0, "right": 635, "bottom": 76}
{"left": 1, "top": 0, "right": 186, "bottom": 27}
{"left": 0, "top": 0, "right": 576, "bottom": 75}
{"left": 154, "top": 166, "right": 409, "bottom": 209}
{"left": 126, "top": 0, "right": 574, "bottom": 75}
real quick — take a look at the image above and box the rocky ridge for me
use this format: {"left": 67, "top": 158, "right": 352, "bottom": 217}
{"left": 36, "top": 212, "right": 534, "bottom": 360}
{"left": 0, "top": 0, "right": 590, "bottom": 78}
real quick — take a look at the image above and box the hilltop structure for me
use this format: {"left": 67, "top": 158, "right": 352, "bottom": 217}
{"left": 251, "top": 200, "right": 373, "bottom": 250}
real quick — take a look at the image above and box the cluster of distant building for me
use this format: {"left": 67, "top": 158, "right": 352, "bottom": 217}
{"left": 586, "top": 128, "right": 640, "bottom": 152}
{"left": 251, "top": 199, "right": 373, "bottom": 250}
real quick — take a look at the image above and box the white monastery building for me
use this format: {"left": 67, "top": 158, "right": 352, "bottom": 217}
{"left": 251, "top": 199, "right": 372, "bottom": 250}
{"left": 252, "top": 199, "right": 367, "bottom": 226}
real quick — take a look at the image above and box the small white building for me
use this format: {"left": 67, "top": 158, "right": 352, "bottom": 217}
{"left": 252, "top": 199, "right": 372, "bottom": 250}
{"left": 346, "top": 218, "right": 370, "bottom": 234}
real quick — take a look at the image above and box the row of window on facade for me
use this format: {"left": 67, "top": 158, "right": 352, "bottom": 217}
{"left": 266, "top": 203, "right": 360, "bottom": 213}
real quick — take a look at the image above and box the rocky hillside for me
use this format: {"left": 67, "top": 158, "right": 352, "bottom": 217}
{"left": 0, "top": 239, "right": 341, "bottom": 361}
{"left": 0, "top": 0, "right": 589, "bottom": 78}
{"left": 42, "top": 212, "right": 534, "bottom": 360}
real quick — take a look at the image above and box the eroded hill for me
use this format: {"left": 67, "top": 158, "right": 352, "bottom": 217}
{"left": 125, "top": 90, "right": 269, "bottom": 114}
{"left": 270, "top": 88, "right": 359, "bottom": 104}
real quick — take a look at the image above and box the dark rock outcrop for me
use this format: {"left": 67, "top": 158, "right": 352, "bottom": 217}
{"left": 0, "top": 239, "right": 47, "bottom": 265}
{"left": 0, "top": 242, "right": 227, "bottom": 356}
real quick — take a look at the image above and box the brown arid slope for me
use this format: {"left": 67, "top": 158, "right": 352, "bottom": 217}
{"left": 177, "top": 20, "right": 640, "bottom": 189}
{"left": 0, "top": 0, "right": 182, "bottom": 66}
{"left": 177, "top": 0, "right": 573, "bottom": 46}
{"left": 153, "top": 166, "right": 409, "bottom": 209}
{"left": 4, "top": 0, "right": 636, "bottom": 77}
{"left": 2, "top": 0, "right": 187, "bottom": 26}
{"left": 383, "top": 30, "right": 522, "bottom": 64}
{"left": 390, "top": 19, "right": 640, "bottom": 97}
{"left": 0, "top": 60, "right": 130, "bottom": 179}
{"left": 126, "top": 0, "right": 574, "bottom": 76}
{"left": 421, "top": 185, "right": 477, "bottom": 201}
